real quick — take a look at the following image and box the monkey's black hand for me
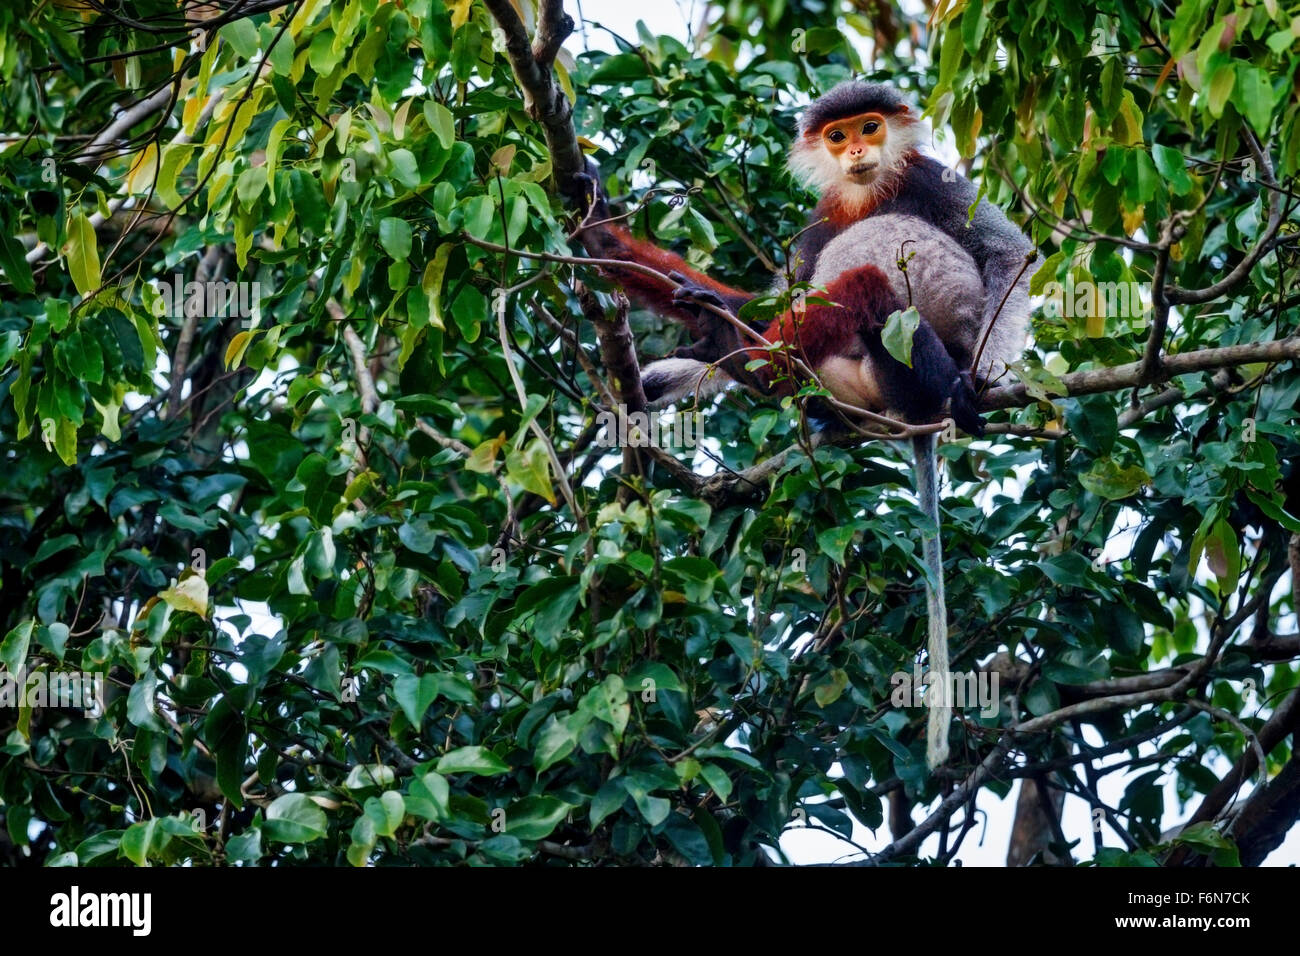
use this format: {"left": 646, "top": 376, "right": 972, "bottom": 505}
{"left": 670, "top": 338, "right": 722, "bottom": 363}
{"left": 669, "top": 272, "right": 728, "bottom": 317}
{"left": 563, "top": 156, "right": 610, "bottom": 223}
{"left": 948, "top": 370, "right": 986, "bottom": 437}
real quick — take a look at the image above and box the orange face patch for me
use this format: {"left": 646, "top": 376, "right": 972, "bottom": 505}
{"left": 818, "top": 111, "right": 888, "bottom": 159}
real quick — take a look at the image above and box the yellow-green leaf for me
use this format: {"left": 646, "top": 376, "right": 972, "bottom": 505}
{"left": 125, "top": 143, "right": 160, "bottom": 195}
{"left": 224, "top": 329, "right": 254, "bottom": 369}
{"left": 159, "top": 573, "right": 210, "bottom": 618}
{"left": 423, "top": 244, "right": 451, "bottom": 330}
{"left": 62, "top": 213, "right": 101, "bottom": 297}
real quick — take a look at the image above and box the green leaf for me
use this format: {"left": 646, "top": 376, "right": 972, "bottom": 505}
{"left": 436, "top": 745, "right": 510, "bottom": 776}
{"left": 127, "top": 671, "right": 166, "bottom": 731}
{"left": 343, "top": 764, "right": 397, "bottom": 791}
{"left": 219, "top": 17, "right": 260, "bottom": 58}
{"left": 364, "top": 791, "right": 406, "bottom": 837}
{"left": 1232, "top": 64, "right": 1276, "bottom": 135}
{"left": 1094, "top": 847, "right": 1160, "bottom": 867}
{"left": 662, "top": 813, "right": 713, "bottom": 865}
{"left": 0, "top": 230, "right": 35, "bottom": 294}
{"left": 1066, "top": 395, "right": 1117, "bottom": 455}
{"left": 628, "top": 789, "right": 670, "bottom": 827}
{"left": 1036, "top": 552, "right": 1094, "bottom": 587}
{"left": 1079, "top": 458, "right": 1151, "bottom": 500}
{"left": 1173, "top": 822, "right": 1241, "bottom": 866}
{"left": 290, "top": 170, "right": 328, "bottom": 233}
{"left": 225, "top": 828, "right": 262, "bottom": 863}
{"left": 683, "top": 206, "right": 718, "bottom": 249}
{"left": 392, "top": 673, "right": 439, "bottom": 726}
{"left": 388, "top": 147, "right": 421, "bottom": 189}
{"left": 263, "top": 793, "right": 328, "bottom": 844}
{"left": 698, "top": 764, "right": 732, "bottom": 801}
{"left": 1023, "top": 679, "right": 1060, "bottom": 716}
{"left": 590, "top": 779, "right": 626, "bottom": 826}
{"left": 424, "top": 101, "right": 455, "bottom": 149}
{"left": 1168, "top": 0, "right": 1212, "bottom": 58}
{"left": 120, "top": 819, "right": 163, "bottom": 866}
{"left": 204, "top": 696, "right": 248, "bottom": 809}
{"left": 379, "top": 217, "right": 412, "bottom": 260}
{"left": 0, "top": 620, "right": 34, "bottom": 675}
{"left": 814, "top": 668, "right": 849, "bottom": 708}
{"left": 1127, "top": 149, "right": 1160, "bottom": 205}
{"left": 1042, "top": 655, "right": 1108, "bottom": 685}
{"left": 579, "top": 675, "right": 630, "bottom": 739}
{"left": 589, "top": 53, "right": 648, "bottom": 82}
{"left": 407, "top": 772, "right": 451, "bottom": 821}
{"left": 512, "top": 576, "right": 580, "bottom": 650}
{"left": 505, "top": 796, "right": 573, "bottom": 840}
{"left": 625, "top": 662, "right": 684, "bottom": 697}
{"left": 235, "top": 165, "right": 266, "bottom": 207}
{"left": 1206, "top": 61, "right": 1235, "bottom": 118}
{"left": 1151, "top": 144, "right": 1194, "bottom": 196}
{"left": 348, "top": 815, "right": 377, "bottom": 867}
{"left": 1203, "top": 518, "right": 1241, "bottom": 592}
{"left": 533, "top": 715, "right": 580, "bottom": 773}
{"left": 816, "top": 524, "right": 856, "bottom": 565}
{"left": 881, "top": 306, "right": 920, "bottom": 367}
{"left": 461, "top": 195, "right": 495, "bottom": 239}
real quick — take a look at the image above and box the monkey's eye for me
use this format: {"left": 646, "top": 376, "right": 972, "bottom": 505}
{"left": 863, "top": 121, "right": 879, "bottom": 134}
{"left": 827, "top": 129, "right": 846, "bottom": 144}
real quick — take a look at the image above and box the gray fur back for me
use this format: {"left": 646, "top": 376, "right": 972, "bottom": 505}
{"left": 809, "top": 214, "right": 1025, "bottom": 381}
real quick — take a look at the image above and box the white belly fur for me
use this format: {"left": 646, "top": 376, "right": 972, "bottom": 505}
{"left": 817, "top": 354, "right": 886, "bottom": 411}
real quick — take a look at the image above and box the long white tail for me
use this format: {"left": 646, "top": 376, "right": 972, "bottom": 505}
{"left": 640, "top": 358, "right": 734, "bottom": 409}
{"left": 914, "top": 432, "right": 951, "bottom": 770}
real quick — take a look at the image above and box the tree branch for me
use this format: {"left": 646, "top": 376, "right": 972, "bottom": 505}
{"left": 482, "top": 0, "right": 585, "bottom": 191}
{"left": 1164, "top": 131, "right": 1283, "bottom": 306}
{"left": 1164, "top": 685, "right": 1300, "bottom": 865}
{"left": 984, "top": 337, "right": 1300, "bottom": 410}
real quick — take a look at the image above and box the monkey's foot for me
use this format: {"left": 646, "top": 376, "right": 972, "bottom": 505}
{"left": 948, "top": 370, "right": 985, "bottom": 437}
{"left": 670, "top": 338, "right": 721, "bottom": 363}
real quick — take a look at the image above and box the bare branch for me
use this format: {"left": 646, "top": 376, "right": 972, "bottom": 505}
{"left": 414, "top": 419, "right": 474, "bottom": 458}
{"left": 1137, "top": 218, "right": 1178, "bottom": 384}
{"left": 533, "top": 0, "right": 573, "bottom": 68}
{"left": 482, "top": 0, "right": 584, "bottom": 189}
{"left": 166, "top": 245, "right": 226, "bottom": 418}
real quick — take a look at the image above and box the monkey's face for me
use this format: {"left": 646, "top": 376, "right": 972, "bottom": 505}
{"left": 820, "top": 112, "right": 889, "bottom": 183}
{"left": 788, "top": 101, "right": 922, "bottom": 207}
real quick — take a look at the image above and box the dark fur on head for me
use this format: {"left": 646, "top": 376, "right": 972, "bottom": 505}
{"left": 797, "top": 81, "right": 912, "bottom": 138}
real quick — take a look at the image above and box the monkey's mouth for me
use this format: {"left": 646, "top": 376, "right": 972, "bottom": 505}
{"left": 847, "top": 162, "right": 879, "bottom": 180}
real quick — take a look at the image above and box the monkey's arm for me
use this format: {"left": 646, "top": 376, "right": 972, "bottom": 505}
{"left": 579, "top": 223, "right": 756, "bottom": 327}
{"left": 567, "top": 162, "right": 756, "bottom": 327}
